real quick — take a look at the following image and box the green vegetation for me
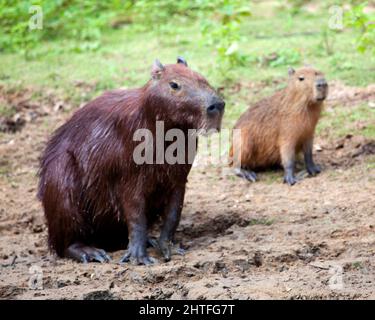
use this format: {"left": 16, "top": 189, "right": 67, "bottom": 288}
{"left": 0, "top": 104, "right": 16, "bottom": 117}
{"left": 248, "top": 218, "right": 274, "bottom": 226}
{"left": 366, "top": 156, "right": 375, "bottom": 170}
{"left": 0, "top": 1, "right": 374, "bottom": 136}
{"left": 262, "top": 171, "right": 285, "bottom": 185}
{"left": 345, "top": 1, "right": 375, "bottom": 54}
{"left": 317, "top": 103, "right": 375, "bottom": 139}
{"left": 351, "top": 261, "right": 363, "bottom": 269}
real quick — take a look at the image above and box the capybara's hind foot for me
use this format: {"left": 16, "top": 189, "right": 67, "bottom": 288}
{"left": 65, "top": 243, "right": 111, "bottom": 263}
{"left": 234, "top": 168, "right": 257, "bottom": 182}
{"left": 148, "top": 237, "right": 186, "bottom": 262}
{"left": 120, "top": 253, "right": 156, "bottom": 265}
{"left": 307, "top": 164, "right": 321, "bottom": 176}
{"left": 119, "top": 247, "right": 156, "bottom": 266}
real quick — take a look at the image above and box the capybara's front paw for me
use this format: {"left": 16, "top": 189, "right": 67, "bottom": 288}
{"left": 283, "top": 174, "right": 297, "bottom": 186}
{"left": 65, "top": 243, "right": 111, "bottom": 263}
{"left": 307, "top": 164, "right": 321, "bottom": 176}
{"left": 120, "top": 246, "right": 156, "bottom": 265}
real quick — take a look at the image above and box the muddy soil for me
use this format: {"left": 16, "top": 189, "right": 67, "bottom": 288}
{"left": 0, "top": 82, "right": 374, "bottom": 300}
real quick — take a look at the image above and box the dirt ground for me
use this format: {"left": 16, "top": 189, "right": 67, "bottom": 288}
{"left": 0, "top": 83, "right": 374, "bottom": 300}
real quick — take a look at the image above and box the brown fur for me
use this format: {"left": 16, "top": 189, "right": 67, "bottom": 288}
{"left": 230, "top": 67, "right": 328, "bottom": 183}
{"left": 37, "top": 58, "right": 224, "bottom": 263}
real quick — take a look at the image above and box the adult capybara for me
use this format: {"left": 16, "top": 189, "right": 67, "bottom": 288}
{"left": 38, "top": 57, "right": 225, "bottom": 264}
{"left": 230, "top": 66, "right": 328, "bottom": 185}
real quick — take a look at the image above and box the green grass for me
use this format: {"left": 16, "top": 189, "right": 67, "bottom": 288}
{"left": 262, "top": 171, "right": 282, "bottom": 185}
{"left": 366, "top": 155, "right": 375, "bottom": 170}
{"left": 351, "top": 261, "right": 363, "bottom": 269}
{"left": 248, "top": 218, "right": 274, "bottom": 226}
{"left": 0, "top": 2, "right": 374, "bottom": 132}
{"left": 0, "top": 104, "right": 16, "bottom": 117}
{"left": 317, "top": 104, "right": 375, "bottom": 139}
{"left": 0, "top": 158, "right": 11, "bottom": 177}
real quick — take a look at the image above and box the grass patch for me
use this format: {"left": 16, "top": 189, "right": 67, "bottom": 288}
{"left": 0, "top": 104, "right": 16, "bottom": 117}
{"left": 351, "top": 261, "right": 363, "bottom": 269}
{"left": 317, "top": 104, "right": 375, "bottom": 139}
{"left": 365, "top": 156, "right": 375, "bottom": 170}
{"left": 0, "top": 159, "right": 11, "bottom": 176}
{"left": 261, "top": 171, "right": 283, "bottom": 184}
{"left": 248, "top": 218, "right": 274, "bottom": 226}
{"left": 0, "top": 1, "right": 374, "bottom": 130}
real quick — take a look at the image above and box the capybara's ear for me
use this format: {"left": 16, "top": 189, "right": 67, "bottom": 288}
{"left": 177, "top": 56, "right": 188, "bottom": 67}
{"left": 151, "top": 59, "right": 165, "bottom": 80}
{"left": 288, "top": 67, "right": 295, "bottom": 77}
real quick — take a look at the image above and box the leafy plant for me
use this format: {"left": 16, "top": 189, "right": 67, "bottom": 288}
{"left": 0, "top": 0, "right": 134, "bottom": 55}
{"left": 260, "top": 48, "right": 301, "bottom": 68}
{"left": 319, "top": 27, "right": 339, "bottom": 56}
{"left": 201, "top": 0, "right": 251, "bottom": 79}
{"left": 344, "top": 1, "right": 375, "bottom": 53}
{"left": 131, "top": 0, "right": 209, "bottom": 25}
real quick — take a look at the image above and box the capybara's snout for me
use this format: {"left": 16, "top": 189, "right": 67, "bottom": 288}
{"left": 203, "top": 94, "right": 225, "bottom": 132}
{"left": 315, "top": 77, "right": 328, "bottom": 101}
{"left": 207, "top": 96, "right": 225, "bottom": 115}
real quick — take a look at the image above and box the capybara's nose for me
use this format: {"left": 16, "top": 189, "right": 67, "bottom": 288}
{"left": 207, "top": 99, "right": 225, "bottom": 114}
{"left": 316, "top": 78, "right": 327, "bottom": 88}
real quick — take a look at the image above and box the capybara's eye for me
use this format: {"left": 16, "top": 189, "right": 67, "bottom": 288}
{"left": 298, "top": 76, "right": 305, "bottom": 81}
{"left": 169, "top": 81, "right": 180, "bottom": 90}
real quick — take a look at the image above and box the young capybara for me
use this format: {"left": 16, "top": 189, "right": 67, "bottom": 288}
{"left": 230, "top": 66, "right": 328, "bottom": 185}
{"left": 38, "top": 57, "right": 225, "bottom": 264}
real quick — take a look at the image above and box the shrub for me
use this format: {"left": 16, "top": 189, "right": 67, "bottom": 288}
{"left": 344, "top": 1, "right": 375, "bottom": 54}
